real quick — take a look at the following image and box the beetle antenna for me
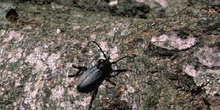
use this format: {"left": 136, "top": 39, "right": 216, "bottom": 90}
{"left": 88, "top": 41, "right": 109, "bottom": 60}
{"left": 111, "top": 56, "right": 127, "bottom": 64}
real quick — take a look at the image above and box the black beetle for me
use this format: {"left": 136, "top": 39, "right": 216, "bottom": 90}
{"left": 68, "top": 41, "right": 128, "bottom": 109}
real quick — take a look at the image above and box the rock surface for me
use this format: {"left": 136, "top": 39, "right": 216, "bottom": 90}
{"left": 0, "top": 0, "right": 220, "bottom": 110}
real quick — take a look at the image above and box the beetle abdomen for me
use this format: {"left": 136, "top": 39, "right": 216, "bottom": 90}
{"left": 77, "top": 67, "right": 105, "bottom": 93}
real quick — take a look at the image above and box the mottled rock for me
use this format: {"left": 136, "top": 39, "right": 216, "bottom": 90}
{"left": 0, "top": 2, "right": 16, "bottom": 19}
{"left": 1, "top": 0, "right": 220, "bottom": 110}
{"left": 195, "top": 45, "right": 220, "bottom": 67}
{"left": 109, "top": 0, "right": 150, "bottom": 18}
{"left": 194, "top": 70, "right": 220, "bottom": 95}
{"left": 181, "top": 45, "right": 220, "bottom": 96}
{"left": 151, "top": 30, "right": 196, "bottom": 50}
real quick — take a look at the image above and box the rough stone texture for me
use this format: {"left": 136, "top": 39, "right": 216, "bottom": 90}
{"left": 151, "top": 30, "right": 196, "bottom": 50}
{"left": 0, "top": 0, "right": 220, "bottom": 110}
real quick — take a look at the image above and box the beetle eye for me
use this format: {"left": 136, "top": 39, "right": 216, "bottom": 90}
{"left": 99, "top": 59, "right": 104, "bottom": 63}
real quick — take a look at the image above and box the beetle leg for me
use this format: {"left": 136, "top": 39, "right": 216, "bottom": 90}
{"left": 110, "top": 69, "right": 128, "bottom": 77}
{"left": 107, "top": 69, "right": 130, "bottom": 85}
{"left": 68, "top": 65, "right": 88, "bottom": 77}
{"left": 89, "top": 88, "right": 98, "bottom": 110}
{"left": 105, "top": 77, "right": 116, "bottom": 86}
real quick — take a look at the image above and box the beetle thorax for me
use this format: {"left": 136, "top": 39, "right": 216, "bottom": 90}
{"left": 97, "top": 59, "right": 112, "bottom": 72}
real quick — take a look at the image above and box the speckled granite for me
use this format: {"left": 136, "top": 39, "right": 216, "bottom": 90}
{"left": 0, "top": 0, "right": 220, "bottom": 110}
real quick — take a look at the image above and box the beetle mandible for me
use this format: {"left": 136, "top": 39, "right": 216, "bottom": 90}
{"left": 68, "top": 41, "right": 128, "bottom": 109}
